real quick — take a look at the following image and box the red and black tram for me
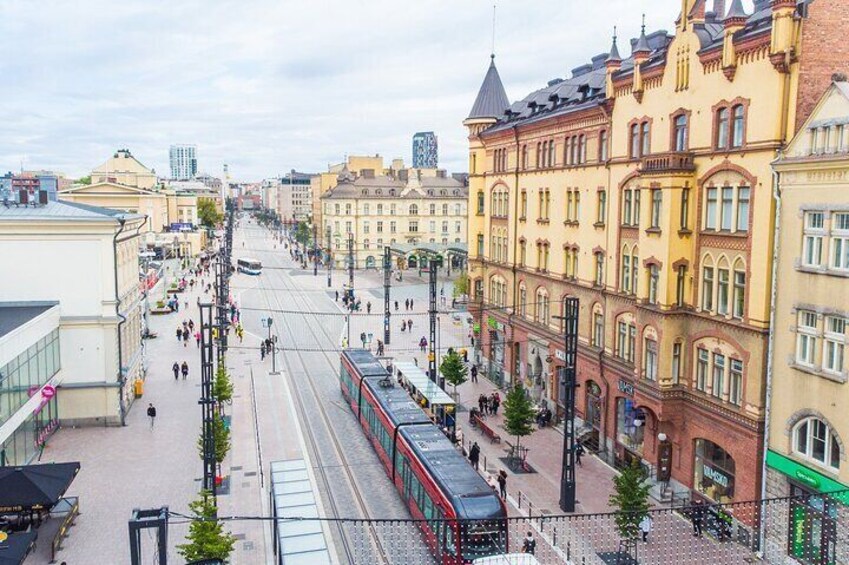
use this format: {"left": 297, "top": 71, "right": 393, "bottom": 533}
{"left": 340, "top": 349, "right": 508, "bottom": 564}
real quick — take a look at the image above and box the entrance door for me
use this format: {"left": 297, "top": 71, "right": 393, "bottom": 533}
{"left": 788, "top": 485, "right": 837, "bottom": 565}
{"left": 584, "top": 381, "right": 602, "bottom": 451}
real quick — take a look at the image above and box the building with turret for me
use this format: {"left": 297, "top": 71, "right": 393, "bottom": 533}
{"left": 465, "top": 0, "right": 848, "bottom": 517}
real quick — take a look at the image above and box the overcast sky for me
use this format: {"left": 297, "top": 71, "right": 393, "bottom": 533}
{"left": 0, "top": 0, "right": 750, "bottom": 181}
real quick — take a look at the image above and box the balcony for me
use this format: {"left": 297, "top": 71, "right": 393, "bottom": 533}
{"left": 640, "top": 151, "right": 695, "bottom": 175}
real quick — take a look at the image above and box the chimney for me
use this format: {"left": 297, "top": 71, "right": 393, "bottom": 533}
{"left": 399, "top": 169, "right": 409, "bottom": 182}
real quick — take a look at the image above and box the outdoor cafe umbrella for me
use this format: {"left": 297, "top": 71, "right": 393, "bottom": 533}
{"left": 0, "top": 462, "right": 80, "bottom": 513}
{"left": 0, "top": 532, "right": 37, "bottom": 565}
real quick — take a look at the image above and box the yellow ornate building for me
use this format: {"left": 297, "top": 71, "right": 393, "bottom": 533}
{"left": 466, "top": 0, "right": 843, "bottom": 510}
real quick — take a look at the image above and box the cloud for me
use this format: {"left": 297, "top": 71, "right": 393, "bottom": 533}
{"left": 0, "top": 0, "right": 705, "bottom": 179}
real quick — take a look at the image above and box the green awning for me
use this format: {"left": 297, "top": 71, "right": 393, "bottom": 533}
{"left": 766, "top": 450, "right": 849, "bottom": 504}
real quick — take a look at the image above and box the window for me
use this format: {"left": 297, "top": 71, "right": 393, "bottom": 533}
{"left": 578, "top": 135, "right": 586, "bottom": 164}
{"left": 441, "top": 221, "right": 448, "bottom": 233}
{"left": 641, "top": 122, "right": 650, "bottom": 156}
{"left": 731, "top": 105, "right": 745, "bottom": 148}
{"left": 536, "top": 290, "right": 550, "bottom": 326}
{"left": 390, "top": 204, "right": 396, "bottom": 215}
{"left": 633, "top": 189, "right": 641, "bottom": 226}
{"left": 621, "top": 253, "right": 631, "bottom": 293}
{"left": 564, "top": 137, "right": 572, "bottom": 165}
{"left": 648, "top": 265, "right": 659, "bottom": 305}
{"left": 599, "top": 130, "right": 609, "bottom": 161}
{"left": 455, "top": 204, "right": 461, "bottom": 216}
{"left": 671, "top": 341, "right": 683, "bottom": 384}
{"left": 345, "top": 221, "right": 352, "bottom": 233}
{"left": 565, "top": 189, "right": 579, "bottom": 222}
{"left": 376, "top": 221, "right": 383, "bottom": 233}
{"left": 696, "top": 348, "right": 709, "bottom": 391}
{"left": 429, "top": 204, "right": 436, "bottom": 215}
{"left": 477, "top": 234, "right": 484, "bottom": 256}
{"left": 705, "top": 188, "right": 718, "bottom": 230}
{"left": 702, "top": 266, "right": 714, "bottom": 311}
{"left": 616, "top": 319, "right": 636, "bottom": 363}
{"left": 823, "top": 316, "right": 846, "bottom": 374}
{"left": 678, "top": 188, "right": 690, "bottom": 231}
{"left": 455, "top": 221, "right": 461, "bottom": 234}
{"left": 597, "top": 190, "right": 607, "bottom": 224}
{"left": 716, "top": 108, "right": 729, "bottom": 149}
{"left": 720, "top": 187, "right": 734, "bottom": 230}
{"left": 363, "top": 239, "right": 370, "bottom": 249}
{"left": 733, "top": 268, "right": 745, "bottom": 319}
{"left": 409, "top": 221, "right": 418, "bottom": 233}
{"left": 595, "top": 252, "right": 604, "bottom": 286}
{"left": 623, "top": 190, "right": 633, "bottom": 225}
{"left": 831, "top": 213, "right": 849, "bottom": 270}
{"left": 519, "top": 286, "right": 527, "bottom": 317}
{"left": 521, "top": 145, "right": 528, "bottom": 169}
{"left": 363, "top": 221, "right": 370, "bottom": 234}
{"left": 390, "top": 221, "right": 397, "bottom": 234}
{"left": 363, "top": 204, "right": 370, "bottom": 215}
{"left": 794, "top": 418, "right": 841, "bottom": 470}
{"left": 674, "top": 114, "right": 688, "bottom": 151}
{"left": 712, "top": 353, "right": 725, "bottom": 399}
{"left": 676, "top": 265, "right": 687, "bottom": 307}
{"left": 549, "top": 139, "right": 556, "bottom": 167}
{"left": 797, "top": 310, "right": 818, "bottom": 367}
{"left": 630, "top": 250, "right": 639, "bottom": 296}
{"left": 729, "top": 359, "right": 743, "bottom": 406}
{"left": 409, "top": 204, "right": 418, "bottom": 216}
{"left": 650, "top": 189, "right": 662, "bottom": 229}
{"left": 520, "top": 190, "right": 527, "bottom": 219}
{"left": 717, "top": 268, "right": 730, "bottom": 315}
{"left": 442, "top": 204, "right": 448, "bottom": 216}
{"left": 803, "top": 212, "right": 825, "bottom": 267}
{"left": 519, "top": 241, "right": 527, "bottom": 267}
{"left": 377, "top": 204, "right": 383, "bottom": 215}
{"left": 593, "top": 312, "right": 604, "bottom": 348}
{"left": 630, "top": 124, "right": 640, "bottom": 158}
{"left": 644, "top": 338, "right": 658, "bottom": 381}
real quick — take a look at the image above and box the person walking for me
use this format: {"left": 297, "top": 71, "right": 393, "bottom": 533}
{"left": 366, "top": 302, "right": 371, "bottom": 314}
{"left": 407, "top": 318, "right": 413, "bottom": 331}
{"left": 470, "top": 365, "right": 478, "bottom": 383}
{"left": 172, "top": 362, "right": 180, "bottom": 381}
{"left": 182, "top": 328, "right": 189, "bottom": 347}
{"left": 410, "top": 298, "right": 414, "bottom": 309}
{"left": 478, "top": 394, "right": 487, "bottom": 414}
{"left": 401, "top": 320, "right": 406, "bottom": 332}
{"left": 260, "top": 342, "right": 267, "bottom": 360}
{"left": 691, "top": 499, "right": 704, "bottom": 537}
{"left": 522, "top": 532, "right": 536, "bottom": 555}
{"left": 419, "top": 336, "right": 427, "bottom": 352}
{"left": 497, "top": 470, "right": 507, "bottom": 499}
{"left": 195, "top": 331, "right": 201, "bottom": 348}
{"left": 335, "top": 290, "right": 339, "bottom": 302}
{"left": 188, "top": 319, "right": 195, "bottom": 333}
{"left": 147, "top": 403, "right": 157, "bottom": 429}
{"left": 181, "top": 361, "right": 189, "bottom": 380}
{"left": 176, "top": 326, "right": 182, "bottom": 342}
{"left": 575, "top": 440, "right": 585, "bottom": 467}
{"left": 491, "top": 393, "right": 501, "bottom": 415}
{"left": 639, "top": 514, "right": 653, "bottom": 542}
{"left": 394, "top": 300, "right": 399, "bottom": 311}
{"left": 405, "top": 298, "right": 409, "bottom": 310}
{"left": 469, "top": 442, "right": 480, "bottom": 471}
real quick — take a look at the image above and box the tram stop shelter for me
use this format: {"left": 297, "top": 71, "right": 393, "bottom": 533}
{"left": 393, "top": 362, "right": 456, "bottom": 429}
{"left": 385, "top": 243, "right": 467, "bottom": 275}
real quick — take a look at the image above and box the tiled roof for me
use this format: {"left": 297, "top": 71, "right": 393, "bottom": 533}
{"left": 467, "top": 55, "right": 510, "bottom": 120}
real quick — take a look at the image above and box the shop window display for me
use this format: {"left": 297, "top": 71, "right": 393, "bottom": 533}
{"left": 694, "top": 438, "right": 735, "bottom": 503}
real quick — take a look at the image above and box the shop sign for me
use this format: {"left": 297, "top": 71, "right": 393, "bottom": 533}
{"left": 702, "top": 464, "right": 730, "bottom": 488}
{"left": 793, "top": 470, "right": 820, "bottom": 489}
{"left": 555, "top": 349, "right": 566, "bottom": 362}
{"left": 766, "top": 450, "right": 849, "bottom": 504}
{"left": 618, "top": 380, "right": 634, "bottom": 396}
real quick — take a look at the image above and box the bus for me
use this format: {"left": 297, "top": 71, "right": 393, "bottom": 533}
{"left": 237, "top": 258, "right": 262, "bottom": 275}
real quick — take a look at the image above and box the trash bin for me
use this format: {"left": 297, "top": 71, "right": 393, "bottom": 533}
{"left": 134, "top": 379, "right": 144, "bottom": 397}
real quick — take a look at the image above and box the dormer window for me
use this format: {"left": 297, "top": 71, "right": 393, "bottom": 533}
{"left": 361, "top": 190, "right": 368, "bottom": 196}
{"left": 389, "top": 189, "right": 396, "bottom": 196}
{"left": 441, "top": 190, "right": 447, "bottom": 196}
{"left": 375, "top": 189, "right": 382, "bottom": 195}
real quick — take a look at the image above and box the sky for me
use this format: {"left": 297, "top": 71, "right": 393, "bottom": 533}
{"left": 0, "top": 0, "right": 750, "bottom": 181}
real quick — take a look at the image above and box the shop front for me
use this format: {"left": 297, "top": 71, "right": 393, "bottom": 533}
{"left": 484, "top": 315, "right": 506, "bottom": 387}
{"left": 583, "top": 381, "right": 603, "bottom": 451}
{"left": 693, "top": 439, "right": 736, "bottom": 504}
{"left": 525, "top": 337, "right": 549, "bottom": 403}
{"left": 615, "top": 395, "right": 646, "bottom": 470}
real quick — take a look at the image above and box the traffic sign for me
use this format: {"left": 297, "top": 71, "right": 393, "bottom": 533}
{"left": 42, "top": 385, "right": 56, "bottom": 399}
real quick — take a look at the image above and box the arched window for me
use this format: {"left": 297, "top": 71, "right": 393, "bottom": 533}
{"left": 648, "top": 264, "right": 660, "bottom": 305}
{"left": 674, "top": 114, "right": 688, "bottom": 151}
{"left": 641, "top": 122, "right": 651, "bottom": 156}
{"left": 793, "top": 417, "right": 841, "bottom": 470}
{"left": 565, "top": 137, "right": 573, "bottom": 165}
{"left": 578, "top": 135, "right": 586, "bottom": 164}
{"left": 621, "top": 244, "right": 632, "bottom": 293}
{"left": 716, "top": 108, "right": 729, "bottom": 149}
{"left": 536, "top": 143, "right": 542, "bottom": 168}
{"left": 536, "top": 288, "right": 550, "bottom": 326}
{"left": 731, "top": 105, "right": 745, "bottom": 148}
{"left": 630, "top": 124, "right": 640, "bottom": 158}
{"left": 591, "top": 303, "right": 605, "bottom": 349}
{"left": 599, "top": 130, "right": 609, "bottom": 161}
{"left": 548, "top": 139, "right": 556, "bottom": 167}
{"left": 476, "top": 191, "right": 484, "bottom": 214}
{"left": 519, "top": 284, "right": 527, "bottom": 317}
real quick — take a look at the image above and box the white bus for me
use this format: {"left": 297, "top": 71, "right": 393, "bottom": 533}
{"left": 237, "top": 258, "right": 262, "bottom": 275}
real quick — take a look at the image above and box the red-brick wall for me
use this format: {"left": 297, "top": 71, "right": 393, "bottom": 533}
{"left": 796, "top": 0, "right": 849, "bottom": 132}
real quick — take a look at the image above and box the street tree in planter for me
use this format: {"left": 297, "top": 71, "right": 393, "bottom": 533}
{"left": 212, "top": 365, "right": 234, "bottom": 406}
{"left": 293, "top": 221, "right": 312, "bottom": 247}
{"left": 197, "top": 414, "right": 231, "bottom": 465}
{"left": 608, "top": 459, "right": 651, "bottom": 542}
{"left": 503, "top": 384, "right": 535, "bottom": 468}
{"left": 197, "top": 198, "right": 224, "bottom": 228}
{"left": 440, "top": 351, "right": 468, "bottom": 399}
{"left": 177, "top": 490, "right": 236, "bottom": 563}
{"left": 452, "top": 271, "right": 469, "bottom": 298}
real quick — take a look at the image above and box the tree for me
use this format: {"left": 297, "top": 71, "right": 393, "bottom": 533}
{"left": 212, "top": 365, "right": 233, "bottom": 405}
{"left": 502, "top": 383, "right": 535, "bottom": 462}
{"left": 76, "top": 175, "right": 91, "bottom": 185}
{"left": 440, "top": 351, "right": 468, "bottom": 397}
{"left": 198, "top": 198, "right": 223, "bottom": 228}
{"left": 608, "top": 459, "right": 651, "bottom": 541}
{"left": 176, "top": 490, "right": 236, "bottom": 563}
{"left": 452, "top": 271, "right": 469, "bottom": 298}
{"left": 197, "top": 415, "right": 231, "bottom": 464}
{"left": 294, "top": 221, "right": 312, "bottom": 246}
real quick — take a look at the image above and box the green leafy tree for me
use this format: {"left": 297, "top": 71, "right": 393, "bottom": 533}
{"left": 294, "top": 221, "right": 312, "bottom": 246}
{"left": 212, "top": 365, "right": 233, "bottom": 404}
{"left": 198, "top": 198, "right": 224, "bottom": 228}
{"left": 452, "top": 271, "right": 469, "bottom": 298}
{"left": 176, "top": 490, "right": 236, "bottom": 563}
{"left": 609, "top": 459, "right": 651, "bottom": 541}
{"left": 440, "top": 351, "right": 468, "bottom": 397}
{"left": 197, "top": 415, "right": 231, "bottom": 464}
{"left": 76, "top": 175, "right": 91, "bottom": 185}
{"left": 503, "top": 383, "right": 535, "bottom": 459}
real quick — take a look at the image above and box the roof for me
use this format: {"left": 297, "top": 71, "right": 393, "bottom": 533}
{"left": 270, "top": 459, "right": 332, "bottom": 565}
{"left": 0, "top": 200, "right": 144, "bottom": 222}
{"left": 394, "top": 362, "right": 455, "bottom": 406}
{"left": 0, "top": 302, "right": 58, "bottom": 340}
{"left": 321, "top": 173, "right": 467, "bottom": 200}
{"left": 467, "top": 55, "right": 510, "bottom": 120}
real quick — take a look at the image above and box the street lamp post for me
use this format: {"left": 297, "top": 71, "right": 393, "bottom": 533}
{"left": 327, "top": 226, "right": 332, "bottom": 288}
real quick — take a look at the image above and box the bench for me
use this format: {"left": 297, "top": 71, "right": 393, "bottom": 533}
{"left": 471, "top": 412, "right": 501, "bottom": 443}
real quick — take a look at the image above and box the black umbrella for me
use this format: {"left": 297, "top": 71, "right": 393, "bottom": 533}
{"left": 0, "top": 532, "right": 37, "bottom": 565}
{"left": 0, "top": 462, "right": 80, "bottom": 513}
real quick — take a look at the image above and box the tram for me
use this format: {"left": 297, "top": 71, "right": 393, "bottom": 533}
{"left": 340, "top": 349, "right": 509, "bottom": 564}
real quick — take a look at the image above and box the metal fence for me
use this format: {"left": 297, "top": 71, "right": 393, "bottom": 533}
{"left": 267, "top": 490, "right": 849, "bottom": 564}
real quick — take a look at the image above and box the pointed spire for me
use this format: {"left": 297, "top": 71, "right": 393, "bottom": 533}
{"left": 634, "top": 14, "right": 650, "bottom": 56}
{"left": 724, "top": 0, "right": 748, "bottom": 22}
{"left": 606, "top": 26, "right": 622, "bottom": 64}
{"left": 467, "top": 54, "right": 510, "bottom": 121}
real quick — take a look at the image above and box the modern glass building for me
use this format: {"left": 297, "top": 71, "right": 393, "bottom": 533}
{"left": 0, "top": 302, "right": 61, "bottom": 467}
{"left": 412, "top": 132, "right": 438, "bottom": 169}
{"left": 169, "top": 144, "right": 198, "bottom": 180}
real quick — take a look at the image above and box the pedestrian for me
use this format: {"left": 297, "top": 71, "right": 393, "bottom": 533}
{"left": 639, "top": 514, "right": 653, "bottom": 542}
{"left": 522, "top": 532, "right": 536, "bottom": 555}
{"left": 176, "top": 326, "right": 182, "bottom": 342}
{"left": 367, "top": 301, "right": 372, "bottom": 314}
{"left": 360, "top": 332, "right": 367, "bottom": 348}
{"left": 394, "top": 300, "right": 399, "bottom": 311}
{"left": 181, "top": 361, "right": 189, "bottom": 380}
{"left": 401, "top": 320, "right": 407, "bottom": 332}
{"left": 410, "top": 298, "right": 414, "bottom": 309}
{"left": 497, "top": 470, "right": 507, "bottom": 499}
{"left": 470, "top": 365, "right": 478, "bottom": 383}
{"left": 691, "top": 499, "right": 704, "bottom": 537}
{"left": 147, "top": 403, "right": 157, "bottom": 429}
{"left": 575, "top": 441, "right": 585, "bottom": 466}
{"left": 260, "top": 342, "right": 267, "bottom": 360}
{"left": 419, "top": 336, "right": 427, "bottom": 352}
{"left": 376, "top": 339, "right": 384, "bottom": 356}
{"left": 335, "top": 290, "right": 339, "bottom": 301}
{"left": 182, "top": 328, "right": 189, "bottom": 347}
{"left": 469, "top": 442, "right": 480, "bottom": 471}
{"left": 491, "top": 393, "right": 500, "bottom": 415}
{"left": 195, "top": 331, "right": 201, "bottom": 347}
{"left": 172, "top": 362, "right": 179, "bottom": 381}
{"left": 408, "top": 318, "right": 413, "bottom": 331}
{"left": 188, "top": 319, "right": 195, "bottom": 332}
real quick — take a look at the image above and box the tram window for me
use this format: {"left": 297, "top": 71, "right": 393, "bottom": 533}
{"left": 445, "top": 524, "right": 457, "bottom": 555}
{"left": 424, "top": 497, "right": 434, "bottom": 520}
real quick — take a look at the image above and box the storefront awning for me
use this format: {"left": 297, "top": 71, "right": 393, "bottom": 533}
{"left": 0, "top": 462, "right": 80, "bottom": 513}
{"left": 394, "top": 362, "right": 455, "bottom": 406}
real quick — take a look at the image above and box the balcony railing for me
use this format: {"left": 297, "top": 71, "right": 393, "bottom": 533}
{"left": 641, "top": 151, "right": 695, "bottom": 173}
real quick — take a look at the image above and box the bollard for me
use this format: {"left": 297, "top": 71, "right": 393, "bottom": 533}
{"left": 517, "top": 491, "right": 523, "bottom": 509}
{"left": 528, "top": 500, "right": 533, "bottom": 519}
{"left": 566, "top": 541, "right": 571, "bottom": 560}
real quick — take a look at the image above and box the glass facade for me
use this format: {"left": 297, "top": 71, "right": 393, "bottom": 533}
{"left": 694, "top": 438, "right": 735, "bottom": 503}
{"left": 0, "top": 328, "right": 61, "bottom": 466}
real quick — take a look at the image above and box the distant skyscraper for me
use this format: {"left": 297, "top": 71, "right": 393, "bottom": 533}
{"left": 169, "top": 144, "right": 197, "bottom": 180}
{"left": 412, "top": 132, "right": 438, "bottom": 169}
